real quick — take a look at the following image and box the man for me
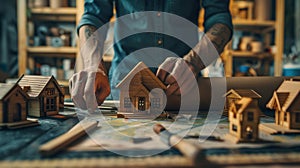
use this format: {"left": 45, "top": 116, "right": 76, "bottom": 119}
{"left": 70, "top": 0, "right": 232, "bottom": 111}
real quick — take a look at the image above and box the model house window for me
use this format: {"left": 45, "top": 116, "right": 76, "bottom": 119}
{"left": 151, "top": 98, "right": 160, "bottom": 108}
{"left": 124, "top": 98, "right": 131, "bottom": 108}
{"left": 232, "top": 124, "right": 237, "bottom": 132}
{"left": 46, "top": 88, "right": 55, "bottom": 96}
{"left": 248, "top": 112, "right": 254, "bottom": 122}
{"left": 296, "top": 113, "right": 300, "bottom": 123}
{"left": 233, "top": 112, "right": 237, "bottom": 119}
{"left": 46, "top": 97, "right": 56, "bottom": 111}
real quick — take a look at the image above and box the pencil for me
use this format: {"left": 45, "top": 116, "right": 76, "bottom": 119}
{"left": 153, "top": 123, "right": 207, "bottom": 165}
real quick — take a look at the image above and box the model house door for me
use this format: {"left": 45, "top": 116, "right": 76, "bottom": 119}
{"left": 138, "top": 97, "right": 146, "bottom": 111}
{"left": 13, "top": 103, "right": 22, "bottom": 122}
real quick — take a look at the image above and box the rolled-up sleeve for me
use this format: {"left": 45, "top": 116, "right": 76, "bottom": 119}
{"left": 202, "top": 0, "right": 233, "bottom": 33}
{"left": 77, "top": 0, "right": 114, "bottom": 34}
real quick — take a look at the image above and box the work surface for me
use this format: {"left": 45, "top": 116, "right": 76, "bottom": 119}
{"left": 1, "top": 107, "right": 300, "bottom": 168}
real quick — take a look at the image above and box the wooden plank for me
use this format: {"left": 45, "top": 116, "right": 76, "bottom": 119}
{"left": 0, "top": 120, "right": 39, "bottom": 129}
{"left": 230, "top": 51, "right": 274, "bottom": 59}
{"left": 31, "top": 15, "right": 76, "bottom": 22}
{"left": 75, "top": 0, "right": 85, "bottom": 72}
{"left": 259, "top": 123, "right": 300, "bottom": 135}
{"left": 39, "top": 120, "right": 98, "bottom": 156}
{"left": 31, "top": 8, "right": 77, "bottom": 15}
{"left": 27, "top": 47, "right": 77, "bottom": 54}
{"left": 18, "top": 0, "right": 28, "bottom": 76}
{"left": 274, "top": 0, "right": 285, "bottom": 76}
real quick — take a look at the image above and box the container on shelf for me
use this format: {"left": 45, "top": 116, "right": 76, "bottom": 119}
{"left": 283, "top": 63, "right": 300, "bottom": 76}
{"left": 239, "top": 36, "right": 254, "bottom": 51}
{"left": 34, "top": 0, "right": 48, "bottom": 7}
{"left": 254, "top": 0, "right": 272, "bottom": 21}
{"left": 49, "top": 0, "right": 68, "bottom": 8}
{"left": 250, "top": 41, "right": 264, "bottom": 53}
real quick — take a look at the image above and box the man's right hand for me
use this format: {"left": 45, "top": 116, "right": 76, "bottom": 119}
{"left": 69, "top": 68, "right": 110, "bottom": 112}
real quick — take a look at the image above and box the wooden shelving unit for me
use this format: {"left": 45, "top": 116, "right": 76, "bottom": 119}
{"left": 224, "top": 0, "right": 285, "bottom": 77}
{"left": 18, "top": 0, "right": 84, "bottom": 85}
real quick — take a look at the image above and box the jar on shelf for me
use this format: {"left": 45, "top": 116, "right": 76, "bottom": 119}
{"left": 239, "top": 36, "right": 254, "bottom": 51}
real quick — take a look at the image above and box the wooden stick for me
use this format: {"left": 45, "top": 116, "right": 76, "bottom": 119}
{"left": 153, "top": 124, "right": 208, "bottom": 166}
{"left": 39, "top": 120, "right": 98, "bottom": 156}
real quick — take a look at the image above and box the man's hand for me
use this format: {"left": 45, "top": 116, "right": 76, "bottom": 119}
{"left": 157, "top": 57, "right": 198, "bottom": 96}
{"left": 69, "top": 68, "right": 110, "bottom": 112}
{"left": 69, "top": 25, "right": 110, "bottom": 112}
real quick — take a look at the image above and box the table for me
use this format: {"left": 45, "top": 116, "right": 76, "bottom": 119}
{"left": 1, "top": 109, "right": 300, "bottom": 168}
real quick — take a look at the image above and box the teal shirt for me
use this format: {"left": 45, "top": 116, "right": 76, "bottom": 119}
{"left": 77, "top": 0, "right": 232, "bottom": 98}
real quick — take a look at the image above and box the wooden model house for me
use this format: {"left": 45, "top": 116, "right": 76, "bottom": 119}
{"left": 225, "top": 89, "right": 262, "bottom": 143}
{"left": 17, "top": 75, "right": 64, "bottom": 117}
{"left": 0, "top": 83, "right": 39, "bottom": 128}
{"left": 0, "top": 83, "right": 28, "bottom": 123}
{"left": 116, "top": 62, "right": 167, "bottom": 117}
{"left": 266, "top": 80, "right": 300, "bottom": 129}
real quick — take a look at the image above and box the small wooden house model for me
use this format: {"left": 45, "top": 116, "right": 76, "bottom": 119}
{"left": 0, "top": 83, "right": 39, "bottom": 128}
{"left": 225, "top": 89, "right": 261, "bottom": 143}
{"left": 266, "top": 80, "right": 300, "bottom": 129}
{"left": 116, "top": 62, "right": 167, "bottom": 117}
{"left": 0, "top": 83, "right": 28, "bottom": 123}
{"left": 17, "top": 75, "right": 64, "bottom": 117}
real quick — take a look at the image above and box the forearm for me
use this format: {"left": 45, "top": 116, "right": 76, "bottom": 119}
{"left": 205, "top": 23, "right": 231, "bottom": 54}
{"left": 183, "top": 23, "right": 231, "bottom": 74}
{"left": 79, "top": 25, "right": 106, "bottom": 73}
{"left": 79, "top": 25, "right": 97, "bottom": 44}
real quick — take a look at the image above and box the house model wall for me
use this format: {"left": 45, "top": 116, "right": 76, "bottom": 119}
{"left": 17, "top": 75, "right": 64, "bottom": 117}
{"left": 226, "top": 89, "right": 261, "bottom": 143}
{"left": 266, "top": 80, "right": 300, "bottom": 129}
{"left": 116, "top": 62, "right": 167, "bottom": 116}
{"left": 0, "top": 83, "right": 28, "bottom": 123}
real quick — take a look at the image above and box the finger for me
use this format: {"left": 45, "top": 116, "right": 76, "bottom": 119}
{"left": 166, "top": 82, "right": 180, "bottom": 96}
{"left": 164, "top": 74, "right": 177, "bottom": 85}
{"left": 179, "top": 68, "right": 198, "bottom": 96}
{"left": 96, "top": 85, "right": 111, "bottom": 105}
{"left": 72, "top": 71, "right": 88, "bottom": 110}
{"left": 156, "top": 69, "right": 168, "bottom": 83}
{"left": 157, "top": 57, "right": 177, "bottom": 82}
{"left": 84, "top": 71, "right": 98, "bottom": 112}
{"left": 69, "top": 73, "right": 76, "bottom": 96}
{"left": 169, "top": 58, "right": 186, "bottom": 86}
{"left": 95, "top": 72, "right": 111, "bottom": 105}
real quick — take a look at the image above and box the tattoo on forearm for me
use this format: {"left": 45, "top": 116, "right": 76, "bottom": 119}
{"left": 207, "top": 24, "right": 231, "bottom": 54}
{"left": 84, "top": 26, "right": 97, "bottom": 40}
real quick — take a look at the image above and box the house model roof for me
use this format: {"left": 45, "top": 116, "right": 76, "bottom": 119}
{"left": 233, "top": 97, "right": 254, "bottom": 114}
{"left": 17, "top": 75, "right": 62, "bottom": 98}
{"left": 0, "top": 83, "right": 28, "bottom": 100}
{"left": 116, "top": 62, "right": 167, "bottom": 91}
{"left": 266, "top": 80, "right": 300, "bottom": 112}
{"left": 225, "top": 89, "right": 261, "bottom": 99}
{"left": 0, "top": 83, "right": 17, "bottom": 100}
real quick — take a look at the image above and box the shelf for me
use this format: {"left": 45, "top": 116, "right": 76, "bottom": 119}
{"left": 233, "top": 19, "right": 276, "bottom": 32}
{"left": 30, "top": 8, "right": 77, "bottom": 15}
{"left": 229, "top": 51, "right": 274, "bottom": 59}
{"left": 28, "top": 47, "right": 77, "bottom": 54}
